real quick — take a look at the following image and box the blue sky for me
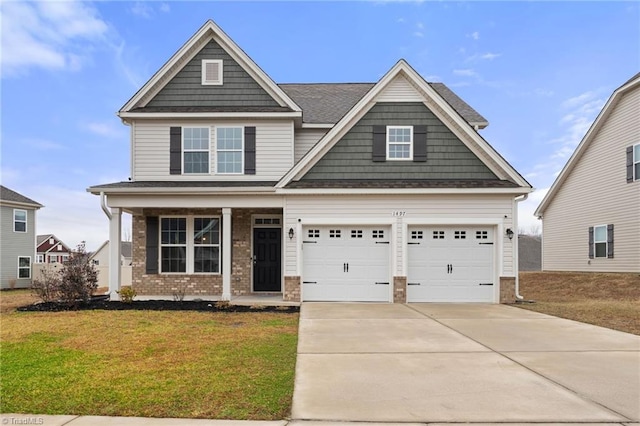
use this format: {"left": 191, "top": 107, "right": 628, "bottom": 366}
{"left": 1, "top": 1, "right": 639, "bottom": 251}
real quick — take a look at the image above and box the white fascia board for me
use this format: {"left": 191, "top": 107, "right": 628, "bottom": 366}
{"left": 277, "top": 187, "right": 534, "bottom": 196}
{"left": 0, "top": 200, "right": 43, "bottom": 209}
{"left": 87, "top": 186, "right": 277, "bottom": 195}
{"left": 118, "top": 111, "right": 302, "bottom": 119}
{"left": 534, "top": 76, "right": 640, "bottom": 217}
{"left": 300, "top": 123, "right": 334, "bottom": 129}
{"left": 105, "top": 194, "right": 284, "bottom": 209}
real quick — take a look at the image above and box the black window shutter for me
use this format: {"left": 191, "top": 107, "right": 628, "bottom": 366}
{"left": 244, "top": 126, "right": 256, "bottom": 175}
{"left": 607, "top": 224, "right": 614, "bottom": 258}
{"left": 372, "top": 125, "right": 386, "bottom": 162}
{"left": 413, "top": 125, "right": 427, "bottom": 162}
{"left": 588, "top": 226, "right": 594, "bottom": 259}
{"left": 626, "top": 146, "right": 634, "bottom": 182}
{"left": 146, "top": 216, "right": 159, "bottom": 274}
{"left": 170, "top": 127, "right": 182, "bottom": 175}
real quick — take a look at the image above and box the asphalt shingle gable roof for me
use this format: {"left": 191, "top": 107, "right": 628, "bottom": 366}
{"left": 0, "top": 185, "right": 42, "bottom": 207}
{"left": 278, "top": 82, "right": 488, "bottom": 126}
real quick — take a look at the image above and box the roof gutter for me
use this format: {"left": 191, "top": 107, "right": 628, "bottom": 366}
{"left": 514, "top": 193, "right": 528, "bottom": 300}
{"left": 100, "top": 192, "right": 112, "bottom": 220}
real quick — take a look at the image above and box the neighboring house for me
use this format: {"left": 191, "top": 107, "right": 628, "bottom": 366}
{"left": 36, "top": 235, "right": 72, "bottom": 264}
{"left": 88, "top": 20, "right": 532, "bottom": 303}
{"left": 518, "top": 234, "right": 542, "bottom": 271}
{"left": 535, "top": 73, "right": 640, "bottom": 273}
{"left": 0, "top": 186, "right": 43, "bottom": 289}
{"left": 90, "top": 241, "right": 133, "bottom": 288}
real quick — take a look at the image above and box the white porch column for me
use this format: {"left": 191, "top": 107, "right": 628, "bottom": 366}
{"left": 222, "top": 208, "right": 232, "bottom": 300}
{"left": 109, "top": 207, "right": 122, "bottom": 301}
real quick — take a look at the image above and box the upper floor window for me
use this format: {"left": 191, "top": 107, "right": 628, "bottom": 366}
{"left": 387, "top": 126, "right": 413, "bottom": 160}
{"left": 183, "top": 127, "right": 210, "bottom": 174}
{"left": 13, "top": 209, "right": 27, "bottom": 233}
{"left": 217, "top": 127, "right": 243, "bottom": 174}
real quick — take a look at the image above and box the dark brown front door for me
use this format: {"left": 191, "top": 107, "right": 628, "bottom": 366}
{"left": 253, "top": 228, "right": 281, "bottom": 292}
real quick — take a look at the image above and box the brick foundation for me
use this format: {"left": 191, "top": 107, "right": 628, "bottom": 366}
{"left": 393, "top": 276, "right": 407, "bottom": 303}
{"left": 499, "top": 276, "right": 516, "bottom": 303}
{"left": 284, "top": 276, "right": 301, "bottom": 302}
{"left": 132, "top": 207, "right": 281, "bottom": 296}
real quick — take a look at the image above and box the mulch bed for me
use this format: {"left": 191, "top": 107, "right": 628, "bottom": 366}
{"left": 17, "top": 296, "right": 299, "bottom": 313}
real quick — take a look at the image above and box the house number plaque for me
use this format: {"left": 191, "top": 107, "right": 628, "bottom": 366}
{"left": 392, "top": 211, "right": 406, "bottom": 217}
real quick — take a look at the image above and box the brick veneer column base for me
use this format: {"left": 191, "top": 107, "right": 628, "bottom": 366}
{"left": 499, "top": 276, "right": 516, "bottom": 303}
{"left": 284, "top": 276, "right": 301, "bottom": 302}
{"left": 393, "top": 276, "right": 407, "bottom": 303}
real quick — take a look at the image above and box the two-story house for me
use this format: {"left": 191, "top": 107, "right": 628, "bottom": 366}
{"left": 535, "top": 73, "right": 640, "bottom": 272}
{"left": 36, "top": 234, "right": 72, "bottom": 264}
{"left": 89, "top": 20, "right": 532, "bottom": 303}
{"left": 0, "top": 185, "right": 43, "bottom": 289}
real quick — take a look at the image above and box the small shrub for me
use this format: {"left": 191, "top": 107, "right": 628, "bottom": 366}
{"left": 172, "top": 285, "right": 186, "bottom": 302}
{"left": 249, "top": 304, "right": 266, "bottom": 310}
{"left": 117, "top": 286, "right": 137, "bottom": 303}
{"left": 31, "top": 267, "right": 62, "bottom": 303}
{"left": 214, "top": 300, "right": 230, "bottom": 310}
{"left": 57, "top": 242, "right": 98, "bottom": 305}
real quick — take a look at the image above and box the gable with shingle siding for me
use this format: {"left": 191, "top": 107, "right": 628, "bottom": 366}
{"left": 144, "top": 39, "right": 281, "bottom": 109}
{"left": 298, "top": 102, "right": 497, "bottom": 181}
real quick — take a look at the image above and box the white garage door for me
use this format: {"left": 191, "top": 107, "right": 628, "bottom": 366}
{"left": 302, "top": 226, "right": 391, "bottom": 302}
{"left": 407, "top": 226, "right": 495, "bottom": 302}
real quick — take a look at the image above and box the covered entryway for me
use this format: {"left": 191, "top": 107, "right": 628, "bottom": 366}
{"left": 302, "top": 226, "right": 391, "bottom": 301}
{"left": 407, "top": 226, "right": 495, "bottom": 302}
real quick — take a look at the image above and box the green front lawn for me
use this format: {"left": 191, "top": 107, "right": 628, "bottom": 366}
{"left": 0, "top": 306, "right": 298, "bottom": 419}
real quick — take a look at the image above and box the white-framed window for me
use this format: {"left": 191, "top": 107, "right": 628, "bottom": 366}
{"left": 593, "top": 225, "right": 607, "bottom": 258}
{"left": 216, "top": 127, "right": 243, "bottom": 174}
{"left": 36, "top": 254, "right": 44, "bottom": 264}
{"left": 183, "top": 127, "right": 210, "bottom": 174}
{"left": 49, "top": 255, "right": 58, "bottom": 263}
{"left": 201, "top": 59, "right": 223, "bottom": 85}
{"left": 634, "top": 143, "right": 640, "bottom": 181}
{"left": 13, "top": 209, "right": 27, "bottom": 233}
{"left": 18, "top": 256, "right": 31, "bottom": 279}
{"left": 387, "top": 126, "right": 413, "bottom": 160}
{"left": 49, "top": 238, "right": 54, "bottom": 245}
{"left": 57, "top": 245, "right": 63, "bottom": 251}
{"left": 62, "top": 254, "right": 69, "bottom": 262}
{"left": 160, "top": 216, "right": 220, "bottom": 274}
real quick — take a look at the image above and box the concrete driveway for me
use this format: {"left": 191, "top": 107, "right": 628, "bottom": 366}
{"left": 291, "top": 303, "right": 640, "bottom": 423}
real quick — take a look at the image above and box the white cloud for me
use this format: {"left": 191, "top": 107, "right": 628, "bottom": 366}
{"left": 160, "top": 3, "right": 171, "bottom": 13}
{"left": 414, "top": 31, "right": 424, "bottom": 38}
{"left": 465, "top": 52, "right": 502, "bottom": 62}
{"left": 83, "top": 121, "right": 127, "bottom": 139}
{"left": 469, "top": 31, "right": 480, "bottom": 40}
{"left": 517, "top": 188, "right": 548, "bottom": 232}
{"left": 453, "top": 68, "right": 478, "bottom": 77}
{"left": 416, "top": 22, "right": 424, "bottom": 29}
{"left": 130, "top": 2, "right": 153, "bottom": 19}
{"left": 0, "top": 1, "right": 109, "bottom": 76}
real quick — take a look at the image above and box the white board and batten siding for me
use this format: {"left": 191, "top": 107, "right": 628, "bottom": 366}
{"left": 542, "top": 86, "right": 640, "bottom": 272}
{"left": 284, "top": 194, "right": 515, "bottom": 279}
{"left": 294, "top": 128, "right": 328, "bottom": 163}
{"left": 132, "top": 119, "right": 294, "bottom": 181}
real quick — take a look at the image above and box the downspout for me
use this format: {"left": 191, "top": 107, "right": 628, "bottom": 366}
{"left": 514, "top": 193, "right": 528, "bottom": 300}
{"left": 100, "top": 192, "right": 112, "bottom": 220}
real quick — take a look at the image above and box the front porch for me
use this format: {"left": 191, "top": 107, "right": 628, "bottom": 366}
{"left": 106, "top": 205, "right": 292, "bottom": 302}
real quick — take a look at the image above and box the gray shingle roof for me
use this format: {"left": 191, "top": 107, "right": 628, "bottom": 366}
{"left": 0, "top": 185, "right": 42, "bottom": 207}
{"left": 286, "top": 179, "right": 519, "bottom": 189}
{"left": 278, "top": 82, "right": 488, "bottom": 126}
{"left": 129, "top": 106, "right": 293, "bottom": 113}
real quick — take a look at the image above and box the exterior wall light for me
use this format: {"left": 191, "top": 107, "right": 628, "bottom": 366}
{"left": 288, "top": 228, "right": 294, "bottom": 240}
{"left": 506, "top": 228, "right": 514, "bottom": 240}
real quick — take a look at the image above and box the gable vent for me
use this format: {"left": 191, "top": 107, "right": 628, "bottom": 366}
{"left": 202, "top": 59, "right": 223, "bottom": 85}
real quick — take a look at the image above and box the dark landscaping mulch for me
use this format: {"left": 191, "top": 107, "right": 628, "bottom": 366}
{"left": 17, "top": 297, "right": 299, "bottom": 313}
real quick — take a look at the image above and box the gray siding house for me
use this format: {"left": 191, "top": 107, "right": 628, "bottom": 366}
{"left": 535, "top": 73, "right": 640, "bottom": 272}
{"left": 89, "top": 20, "right": 532, "bottom": 303}
{"left": 0, "top": 186, "right": 43, "bottom": 289}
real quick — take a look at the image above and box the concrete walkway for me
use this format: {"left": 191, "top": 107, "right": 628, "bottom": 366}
{"left": 292, "top": 303, "right": 640, "bottom": 423}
